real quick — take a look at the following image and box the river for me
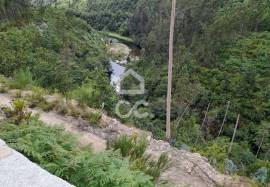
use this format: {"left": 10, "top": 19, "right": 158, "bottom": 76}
{"left": 110, "top": 61, "right": 126, "bottom": 86}
{"left": 109, "top": 39, "right": 140, "bottom": 88}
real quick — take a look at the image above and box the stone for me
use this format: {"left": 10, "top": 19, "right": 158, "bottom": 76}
{"left": 0, "top": 139, "right": 74, "bottom": 187}
{"left": 0, "top": 146, "right": 13, "bottom": 160}
{"left": 0, "top": 139, "right": 5, "bottom": 146}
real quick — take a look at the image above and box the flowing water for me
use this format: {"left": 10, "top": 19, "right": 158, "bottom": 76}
{"left": 110, "top": 61, "right": 126, "bottom": 86}
{"left": 109, "top": 38, "right": 141, "bottom": 90}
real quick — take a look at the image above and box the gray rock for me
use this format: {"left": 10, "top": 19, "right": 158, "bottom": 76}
{"left": 100, "top": 116, "right": 253, "bottom": 186}
{"left": 0, "top": 139, "right": 6, "bottom": 146}
{"left": 0, "top": 139, "right": 74, "bottom": 187}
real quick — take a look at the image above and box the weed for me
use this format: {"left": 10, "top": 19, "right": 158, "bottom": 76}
{"left": 82, "top": 110, "right": 102, "bottom": 126}
{"left": 55, "top": 99, "right": 69, "bottom": 115}
{"left": 3, "top": 99, "right": 32, "bottom": 125}
{"left": 112, "top": 135, "right": 169, "bottom": 181}
{"left": 0, "top": 86, "right": 7, "bottom": 93}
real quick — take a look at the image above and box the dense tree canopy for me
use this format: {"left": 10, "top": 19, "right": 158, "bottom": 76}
{"left": 79, "top": 0, "right": 140, "bottom": 35}
{"left": 0, "top": 0, "right": 31, "bottom": 21}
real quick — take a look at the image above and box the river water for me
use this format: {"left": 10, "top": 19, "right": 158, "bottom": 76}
{"left": 110, "top": 61, "right": 126, "bottom": 86}
{"left": 109, "top": 39, "right": 140, "bottom": 90}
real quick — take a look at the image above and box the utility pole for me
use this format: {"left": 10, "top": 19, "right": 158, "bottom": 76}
{"left": 256, "top": 133, "right": 265, "bottom": 158}
{"left": 195, "top": 103, "right": 211, "bottom": 145}
{"left": 166, "top": 0, "right": 176, "bottom": 140}
{"left": 218, "top": 101, "right": 231, "bottom": 137}
{"left": 228, "top": 114, "right": 240, "bottom": 154}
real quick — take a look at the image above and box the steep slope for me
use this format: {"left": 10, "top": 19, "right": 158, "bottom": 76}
{"left": 0, "top": 90, "right": 254, "bottom": 187}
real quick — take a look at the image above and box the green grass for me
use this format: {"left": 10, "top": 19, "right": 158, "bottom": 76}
{"left": 104, "top": 32, "right": 135, "bottom": 46}
{"left": 54, "top": 0, "right": 88, "bottom": 10}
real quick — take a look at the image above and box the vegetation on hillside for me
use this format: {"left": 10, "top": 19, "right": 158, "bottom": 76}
{"left": 0, "top": 119, "right": 154, "bottom": 187}
{"left": 1, "top": 0, "right": 270, "bottom": 185}
{"left": 0, "top": 4, "right": 117, "bottom": 110}
{"left": 79, "top": 0, "right": 270, "bottom": 184}
{"left": 0, "top": 75, "right": 168, "bottom": 186}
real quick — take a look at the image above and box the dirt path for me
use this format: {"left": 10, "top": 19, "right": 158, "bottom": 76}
{"left": 34, "top": 110, "right": 107, "bottom": 152}
{"left": 0, "top": 93, "right": 106, "bottom": 153}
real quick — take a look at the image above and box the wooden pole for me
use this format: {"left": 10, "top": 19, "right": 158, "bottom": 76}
{"left": 166, "top": 0, "right": 176, "bottom": 140}
{"left": 256, "top": 133, "right": 265, "bottom": 158}
{"left": 174, "top": 101, "right": 192, "bottom": 140}
{"left": 228, "top": 114, "right": 240, "bottom": 154}
{"left": 201, "top": 103, "right": 211, "bottom": 128}
{"left": 218, "top": 101, "right": 231, "bottom": 137}
{"left": 175, "top": 99, "right": 193, "bottom": 130}
{"left": 195, "top": 103, "right": 211, "bottom": 145}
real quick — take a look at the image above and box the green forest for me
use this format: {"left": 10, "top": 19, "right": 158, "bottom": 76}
{"left": 0, "top": 0, "right": 270, "bottom": 186}
{"left": 76, "top": 0, "right": 270, "bottom": 184}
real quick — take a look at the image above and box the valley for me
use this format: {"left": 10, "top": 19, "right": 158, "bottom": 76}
{"left": 0, "top": 0, "right": 270, "bottom": 186}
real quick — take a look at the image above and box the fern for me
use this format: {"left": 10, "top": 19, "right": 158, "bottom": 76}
{"left": 112, "top": 135, "right": 169, "bottom": 181}
{"left": 0, "top": 119, "right": 154, "bottom": 187}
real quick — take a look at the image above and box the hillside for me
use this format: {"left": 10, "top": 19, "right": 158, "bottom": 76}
{"left": 73, "top": 1, "right": 270, "bottom": 185}
{"left": 0, "top": 81, "right": 255, "bottom": 187}
{"left": 0, "top": 0, "right": 270, "bottom": 186}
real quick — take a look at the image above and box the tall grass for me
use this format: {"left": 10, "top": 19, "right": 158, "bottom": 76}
{"left": 9, "top": 68, "right": 34, "bottom": 89}
{"left": 112, "top": 135, "right": 169, "bottom": 181}
{"left": 2, "top": 99, "right": 32, "bottom": 125}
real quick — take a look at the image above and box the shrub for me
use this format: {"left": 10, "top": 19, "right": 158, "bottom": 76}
{"left": 14, "top": 90, "right": 22, "bottom": 98}
{"left": 9, "top": 69, "right": 34, "bottom": 89}
{"left": 27, "top": 87, "right": 46, "bottom": 106}
{"left": 71, "top": 81, "right": 97, "bottom": 107}
{"left": 70, "top": 70, "right": 117, "bottom": 112}
{"left": 224, "top": 159, "right": 238, "bottom": 174}
{"left": 74, "top": 151, "right": 154, "bottom": 187}
{"left": 112, "top": 134, "right": 147, "bottom": 160}
{"left": 0, "top": 86, "right": 7, "bottom": 93}
{"left": 0, "top": 75, "right": 9, "bottom": 92}
{"left": 251, "top": 167, "right": 268, "bottom": 184}
{"left": 82, "top": 110, "right": 102, "bottom": 126}
{"left": 54, "top": 99, "right": 69, "bottom": 115}
{"left": 144, "top": 153, "right": 169, "bottom": 181}
{"left": 195, "top": 138, "right": 229, "bottom": 172}
{"left": 112, "top": 135, "right": 169, "bottom": 181}
{"left": 0, "top": 74, "right": 8, "bottom": 84}
{"left": 2, "top": 99, "right": 32, "bottom": 125}
{"left": 68, "top": 104, "right": 81, "bottom": 118}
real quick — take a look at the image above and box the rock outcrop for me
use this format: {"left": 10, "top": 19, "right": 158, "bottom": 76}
{"left": 101, "top": 116, "right": 253, "bottom": 187}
